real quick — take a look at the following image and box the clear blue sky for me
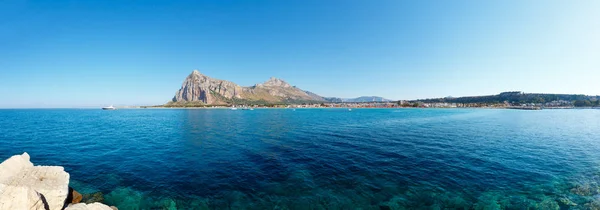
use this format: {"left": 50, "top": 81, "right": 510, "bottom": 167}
{"left": 1, "top": 0, "right": 599, "bottom": 107}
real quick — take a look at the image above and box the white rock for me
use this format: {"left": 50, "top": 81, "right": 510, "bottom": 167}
{"left": 0, "top": 152, "right": 33, "bottom": 183}
{"left": 0, "top": 152, "right": 70, "bottom": 210}
{"left": 0, "top": 185, "right": 46, "bottom": 210}
{"left": 65, "top": 203, "right": 115, "bottom": 210}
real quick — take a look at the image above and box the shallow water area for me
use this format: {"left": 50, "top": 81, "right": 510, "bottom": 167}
{"left": 2, "top": 108, "right": 600, "bottom": 209}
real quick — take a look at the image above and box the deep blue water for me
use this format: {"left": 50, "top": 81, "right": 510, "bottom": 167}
{"left": 1, "top": 108, "right": 600, "bottom": 209}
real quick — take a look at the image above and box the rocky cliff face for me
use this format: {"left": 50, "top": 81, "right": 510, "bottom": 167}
{"left": 173, "top": 70, "right": 244, "bottom": 104}
{"left": 171, "top": 70, "right": 325, "bottom": 105}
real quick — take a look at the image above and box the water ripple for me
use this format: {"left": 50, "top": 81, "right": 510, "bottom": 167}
{"left": 1, "top": 108, "right": 600, "bottom": 209}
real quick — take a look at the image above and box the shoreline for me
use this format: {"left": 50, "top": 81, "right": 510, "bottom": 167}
{"left": 122, "top": 106, "right": 597, "bottom": 110}
{"left": 3, "top": 106, "right": 600, "bottom": 110}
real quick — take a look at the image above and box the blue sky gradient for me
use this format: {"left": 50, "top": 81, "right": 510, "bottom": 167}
{"left": 1, "top": 0, "right": 599, "bottom": 107}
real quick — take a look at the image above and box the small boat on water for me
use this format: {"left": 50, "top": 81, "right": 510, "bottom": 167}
{"left": 348, "top": 108, "right": 352, "bottom": 111}
{"left": 102, "top": 105, "right": 116, "bottom": 110}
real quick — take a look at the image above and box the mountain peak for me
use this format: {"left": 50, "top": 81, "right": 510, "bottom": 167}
{"left": 187, "top": 70, "right": 208, "bottom": 80}
{"left": 258, "top": 77, "right": 291, "bottom": 88}
{"left": 191, "top": 69, "right": 202, "bottom": 75}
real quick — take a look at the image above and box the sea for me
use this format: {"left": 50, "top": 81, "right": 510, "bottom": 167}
{"left": 1, "top": 108, "right": 600, "bottom": 209}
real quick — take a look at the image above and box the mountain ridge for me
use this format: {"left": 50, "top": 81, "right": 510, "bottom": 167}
{"left": 169, "top": 70, "right": 325, "bottom": 105}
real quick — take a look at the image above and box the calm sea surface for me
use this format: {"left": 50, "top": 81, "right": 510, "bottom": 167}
{"left": 1, "top": 108, "right": 600, "bottom": 209}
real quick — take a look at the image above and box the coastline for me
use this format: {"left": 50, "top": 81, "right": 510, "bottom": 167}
{"left": 3, "top": 106, "right": 600, "bottom": 110}
{"left": 119, "top": 106, "right": 597, "bottom": 110}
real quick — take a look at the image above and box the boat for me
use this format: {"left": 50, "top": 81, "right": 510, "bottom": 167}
{"left": 102, "top": 105, "right": 116, "bottom": 110}
{"left": 348, "top": 108, "right": 352, "bottom": 111}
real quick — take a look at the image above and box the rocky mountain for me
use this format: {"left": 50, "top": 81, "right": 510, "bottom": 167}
{"left": 304, "top": 90, "right": 325, "bottom": 100}
{"left": 170, "top": 70, "right": 325, "bottom": 105}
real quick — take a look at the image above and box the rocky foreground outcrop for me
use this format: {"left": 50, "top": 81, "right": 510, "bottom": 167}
{"left": 0, "top": 153, "right": 115, "bottom": 210}
{"left": 170, "top": 70, "right": 325, "bottom": 105}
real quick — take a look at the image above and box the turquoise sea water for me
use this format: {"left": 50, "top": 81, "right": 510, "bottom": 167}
{"left": 1, "top": 108, "right": 600, "bottom": 209}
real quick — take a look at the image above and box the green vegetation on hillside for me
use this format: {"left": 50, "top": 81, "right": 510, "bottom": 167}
{"left": 412, "top": 92, "right": 599, "bottom": 107}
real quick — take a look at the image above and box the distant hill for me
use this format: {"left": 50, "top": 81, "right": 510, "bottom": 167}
{"left": 323, "top": 97, "right": 344, "bottom": 103}
{"left": 412, "top": 91, "right": 599, "bottom": 105}
{"left": 324, "top": 96, "right": 393, "bottom": 103}
{"left": 346, "top": 96, "right": 393, "bottom": 102}
{"left": 168, "top": 70, "right": 325, "bottom": 106}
